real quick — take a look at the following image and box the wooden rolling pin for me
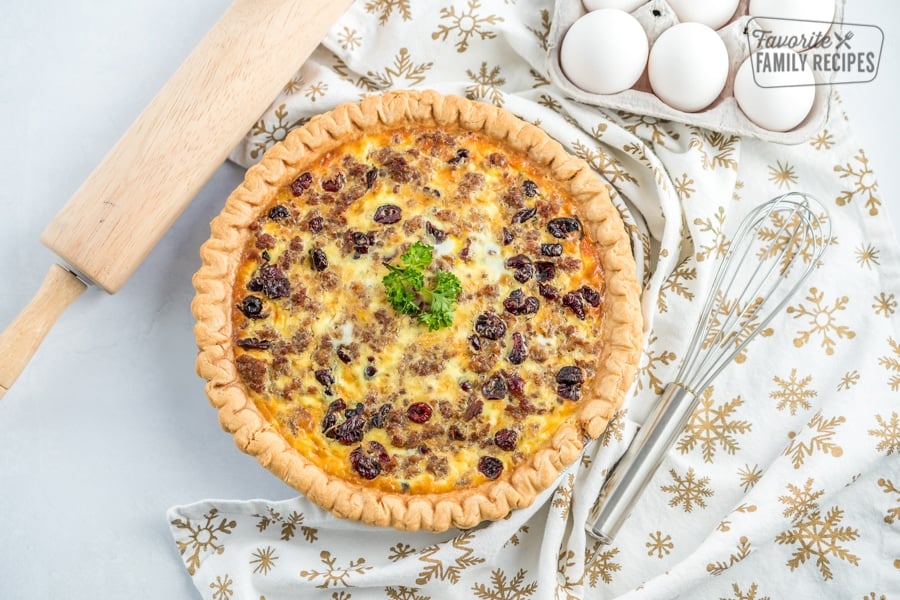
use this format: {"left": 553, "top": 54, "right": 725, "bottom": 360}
{"left": 0, "top": 0, "right": 352, "bottom": 399}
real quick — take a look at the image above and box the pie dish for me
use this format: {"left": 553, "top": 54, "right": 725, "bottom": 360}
{"left": 192, "top": 90, "right": 643, "bottom": 532}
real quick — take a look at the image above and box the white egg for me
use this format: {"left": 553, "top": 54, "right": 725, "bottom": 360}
{"left": 666, "top": 0, "right": 740, "bottom": 30}
{"left": 583, "top": 0, "right": 647, "bottom": 11}
{"left": 560, "top": 9, "right": 649, "bottom": 95}
{"left": 749, "top": 0, "right": 835, "bottom": 48}
{"left": 734, "top": 50, "right": 816, "bottom": 131}
{"left": 648, "top": 23, "right": 729, "bottom": 112}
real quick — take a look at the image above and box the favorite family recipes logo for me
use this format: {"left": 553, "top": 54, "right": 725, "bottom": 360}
{"left": 746, "top": 17, "right": 884, "bottom": 87}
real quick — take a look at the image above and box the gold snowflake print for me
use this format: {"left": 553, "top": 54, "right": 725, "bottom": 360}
{"left": 466, "top": 62, "right": 505, "bottom": 107}
{"left": 472, "top": 568, "right": 537, "bottom": 600}
{"left": 784, "top": 412, "right": 845, "bottom": 469}
{"left": 551, "top": 472, "right": 575, "bottom": 520}
{"left": 602, "top": 408, "right": 627, "bottom": 447}
{"left": 880, "top": 337, "right": 900, "bottom": 391}
{"left": 786, "top": 287, "right": 856, "bottom": 355}
{"left": 660, "top": 466, "right": 714, "bottom": 512}
{"left": 617, "top": 111, "right": 681, "bottom": 146}
{"left": 388, "top": 542, "right": 417, "bottom": 562}
{"left": 706, "top": 536, "right": 752, "bottom": 576}
{"left": 416, "top": 532, "right": 485, "bottom": 585}
{"left": 304, "top": 81, "right": 328, "bottom": 102}
{"left": 768, "top": 160, "right": 798, "bottom": 189}
{"left": 300, "top": 550, "right": 371, "bottom": 588}
{"left": 210, "top": 574, "right": 234, "bottom": 600}
{"left": 283, "top": 75, "right": 303, "bottom": 95}
{"left": 855, "top": 243, "right": 880, "bottom": 269}
{"left": 673, "top": 173, "right": 695, "bottom": 200}
{"left": 636, "top": 334, "right": 677, "bottom": 394}
{"left": 253, "top": 507, "right": 318, "bottom": 542}
{"left": 658, "top": 261, "right": 697, "bottom": 313}
{"left": 873, "top": 292, "right": 897, "bottom": 317}
{"left": 432, "top": 0, "right": 503, "bottom": 53}
{"left": 835, "top": 148, "right": 881, "bottom": 216}
{"left": 365, "top": 0, "right": 411, "bottom": 25}
{"left": 571, "top": 139, "right": 638, "bottom": 186}
{"left": 738, "top": 464, "right": 764, "bottom": 492}
{"left": 733, "top": 179, "right": 745, "bottom": 202}
{"left": 677, "top": 388, "right": 752, "bottom": 463}
{"left": 770, "top": 369, "right": 816, "bottom": 415}
{"left": 250, "top": 546, "right": 278, "bottom": 575}
{"left": 170, "top": 508, "right": 237, "bottom": 575}
{"left": 386, "top": 587, "right": 430, "bottom": 600}
{"left": 586, "top": 543, "right": 621, "bottom": 586}
{"left": 837, "top": 370, "right": 860, "bottom": 391}
{"left": 689, "top": 129, "right": 739, "bottom": 171}
{"left": 718, "top": 503, "right": 758, "bottom": 532}
{"left": 337, "top": 27, "right": 362, "bottom": 51}
{"left": 755, "top": 208, "right": 834, "bottom": 273}
{"left": 721, "top": 582, "right": 770, "bottom": 600}
{"left": 356, "top": 48, "right": 433, "bottom": 91}
{"left": 249, "top": 104, "right": 309, "bottom": 160}
{"left": 810, "top": 129, "right": 835, "bottom": 150}
{"left": 693, "top": 206, "right": 730, "bottom": 262}
{"left": 556, "top": 548, "right": 582, "bottom": 598}
{"left": 702, "top": 293, "right": 774, "bottom": 364}
{"left": 526, "top": 9, "right": 551, "bottom": 51}
{"left": 878, "top": 478, "right": 900, "bottom": 526}
{"left": 869, "top": 412, "right": 900, "bottom": 455}
{"left": 775, "top": 479, "right": 860, "bottom": 581}
{"left": 646, "top": 530, "right": 674, "bottom": 559}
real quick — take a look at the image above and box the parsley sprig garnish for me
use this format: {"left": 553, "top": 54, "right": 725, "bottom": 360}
{"left": 382, "top": 241, "right": 462, "bottom": 330}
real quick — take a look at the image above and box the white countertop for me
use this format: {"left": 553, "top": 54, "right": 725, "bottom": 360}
{"left": 0, "top": 0, "right": 896, "bottom": 597}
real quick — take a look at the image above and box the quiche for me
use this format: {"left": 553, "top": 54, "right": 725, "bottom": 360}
{"left": 193, "top": 90, "right": 642, "bottom": 532}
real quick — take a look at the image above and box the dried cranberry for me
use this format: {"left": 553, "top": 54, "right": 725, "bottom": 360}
{"left": 236, "top": 337, "right": 270, "bottom": 350}
{"left": 308, "top": 216, "right": 325, "bottom": 233}
{"left": 580, "top": 285, "right": 602, "bottom": 307}
{"left": 246, "top": 277, "right": 263, "bottom": 292}
{"left": 336, "top": 346, "right": 352, "bottom": 364}
{"left": 505, "top": 372, "right": 525, "bottom": 397}
{"left": 365, "top": 168, "right": 378, "bottom": 189}
{"left": 562, "top": 291, "right": 586, "bottom": 319}
{"left": 548, "top": 217, "right": 582, "bottom": 239}
{"left": 369, "top": 403, "right": 392, "bottom": 428}
{"left": 345, "top": 402, "right": 364, "bottom": 418}
{"left": 501, "top": 227, "right": 514, "bottom": 245}
{"left": 475, "top": 313, "right": 507, "bottom": 340}
{"left": 426, "top": 221, "right": 447, "bottom": 243}
{"left": 538, "top": 283, "right": 560, "bottom": 300}
{"left": 364, "top": 365, "right": 377, "bottom": 378}
{"left": 512, "top": 207, "right": 537, "bottom": 224}
{"left": 468, "top": 334, "right": 482, "bottom": 351}
{"left": 257, "top": 264, "right": 290, "bottom": 299}
{"left": 503, "top": 289, "right": 540, "bottom": 316}
{"left": 541, "top": 243, "right": 563, "bottom": 257}
{"left": 314, "top": 368, "right": 334, "bottom": 386}
{"left": 321, "top": 172, "right": 345, "bottom": 192}
{"left": 477, "top": 456, "right": 504, "bottom": 480}
{"left": 322, "top": 399, "right": 347, "bottom": 436}
{"left": 407, "top": 402, "right": 433, "bottom": 424}
{"left": 505, "top": 254, "right": 534, "bottom": 283}
{"left": 238, "top": 296, "right": 264, "bottom": 318}
{"left": 459, "top": 380, "right": 473, "bottom": 392}
{"left": 482, "top": 374, "right": 508, "bottom": 400}
{"left": 448, "top": 148, "right": 469, "bottom": 165}
{"left": 310, "top": 248, "right": 328, "bottom": 271}
{"left": 351, "top": 231, "right": 371, "bottom": 255}
{"left": 522, "top": 180, "right": 539, "bottom": 197}
{"left": 290, "top": 172, "right": 313, "bottom": 196}
{"left": 508, "top": 333, "right": 527, "bottom": 365}
{"left": 261, "top": 250, "right": 271, "bottom": 262}
{"left": 268, "top": 205, "right": 290, "bottom": 220}
{"left": 557, "top": 366, "right": 584, "bottom": 385}
{"left": 494, "top": 429, "right": 518, "bottom": 451}
{"left": 335, "top": 414, "right": 367, "bottom": 445}
{"left": 558, "top": 384, "right": 581, "bottom": 401}
{"left": 373, "top": 204, "right": 402, "bottom": 224}
{"left": 350, "top": 446, "right": 382, "bottom": 480}
{"left": 531, "top": 263, "right": 554, "bottom": 283}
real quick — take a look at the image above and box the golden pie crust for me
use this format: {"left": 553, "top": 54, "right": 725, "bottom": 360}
{"left": 193, "top": 90, "right": 642, "bottom": 532}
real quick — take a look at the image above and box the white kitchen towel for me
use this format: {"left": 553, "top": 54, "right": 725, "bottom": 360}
{"left": 169, "top": 1, "right": 900, "bottom": 598}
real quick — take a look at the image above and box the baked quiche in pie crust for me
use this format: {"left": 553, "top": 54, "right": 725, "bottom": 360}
{"left": 193, "top": 90, "right": 642, "bottom": 532}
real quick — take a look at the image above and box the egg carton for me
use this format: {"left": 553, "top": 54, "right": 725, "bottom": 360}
{"left": 547, "top": 0, "right": 845, "bottom": 144}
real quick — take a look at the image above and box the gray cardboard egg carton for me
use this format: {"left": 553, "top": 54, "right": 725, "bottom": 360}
{"left": 547, "top": 0, "right": 844, "bottom": 144}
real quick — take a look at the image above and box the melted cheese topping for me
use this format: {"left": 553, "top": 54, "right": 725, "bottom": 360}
{"left": 232, "top": 127, "right": 605, "bottom": 494}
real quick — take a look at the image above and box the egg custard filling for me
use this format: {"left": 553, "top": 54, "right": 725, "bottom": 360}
{"left": 194, "top": 91, "right": 642, "bottom": 531}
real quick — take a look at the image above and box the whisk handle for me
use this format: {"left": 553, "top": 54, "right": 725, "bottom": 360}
{"left": 587, "top": 383, "right": 698, "bottom": 544}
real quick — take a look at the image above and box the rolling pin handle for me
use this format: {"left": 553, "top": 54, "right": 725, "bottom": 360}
{"left": 0, "top": 264, "right": 88, "bottom": 399}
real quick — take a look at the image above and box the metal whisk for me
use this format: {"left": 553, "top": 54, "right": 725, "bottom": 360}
{"left": 586, "top": 192, "right": 831, "bottom": 544}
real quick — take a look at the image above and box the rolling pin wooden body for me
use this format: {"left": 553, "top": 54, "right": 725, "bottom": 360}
{"left": 0, "top": 0, "right": 352, "bottom": 398}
